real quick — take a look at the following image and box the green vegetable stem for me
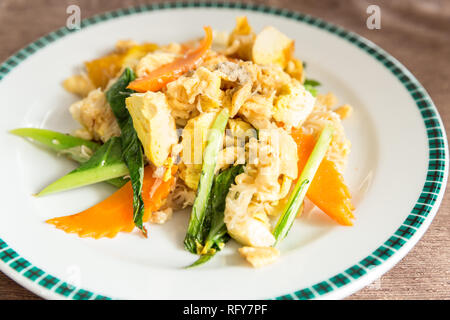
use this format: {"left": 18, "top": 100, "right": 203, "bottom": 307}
{"left": 188, "top": 164, "right": 244, "bottom": 268}
{"left": 184, "top": 108, "right": 230, "bottom": 254}
{"left": 10, "top": 128, "right": 100, "bottom": 162}
{"left": 37, "top": 137, "right": 129, "bottom": 196}
{"left": 272, "top": 125, "right": 334, "bottom": 245}
{"left": 10, "top": 128, "right": 128, "bottom": 189}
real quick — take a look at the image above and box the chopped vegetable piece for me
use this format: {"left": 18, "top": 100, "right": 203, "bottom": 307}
{"left": 46, "top": 165, "right": 177, "bottom": 239}
{"left": 303, "top": 78, "right": 321, "bottom": 97}
{"left": 188, "top": 165, "right": 244, "bottom": 267}
{"left": 187, "top": 254, "right": 214, "bottom": 268}
{"left": 10, "top": 128, "right": 100, "bottom": 161}
{"left": 273, "top": 125, "right": 334, "bottom": 245}
{"left": 202, "top": 165, "right": 244, "bottom": 252}
{"left": 303, "top": 79, "right": 321, "bottom": 87}
{"left": 105, "top": 177, "right": 129, "bottom": 188}
{"left": 127, "top": 26, "right": 213, "bottom": 92}
{"left": 38, "top": 137, "right": 129, "bottom": 196}
{"left": 180, "top": 111, "right": 219, "bottom": 190}
{"left": 184, "top": 108, "right": 230, "bottom": 254}
{"left": 291, "top": 128, "right": 354, "bottom": 226}
{"left": 106, "top": 68, "right": 147, "bottom": 235}
{"left": 10, "top": 128, "right": 128, "bottom": 188}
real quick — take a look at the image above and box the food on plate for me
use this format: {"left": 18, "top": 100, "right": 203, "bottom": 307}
{"left": 11, "top": 17, "right": 355, "bottom": 268}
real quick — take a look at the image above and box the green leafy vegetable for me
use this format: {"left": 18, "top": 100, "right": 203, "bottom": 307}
{"left": 304, "top": 78, "right": 321, "bottom": 97}
{"left": 10, "top": 128, "right": 100, "bottom": 162}
{"left": 273, "top": 125, "right": 334, "bottom": 245}
{"left": 304, "top": 79, "right": 321, "bottom": 87}
{"left": 184, "top": 108, "right": 230, "bottom": 253}
{"left": 105, "top": 176, "right": 129, "bottom": 188}
{"left": 202, "top": 165, "right": 244, "bottom": 252}
{"left": 188, "top": 164, "right": 244, "bottom": 267}
{"left": 188, "top": 254, "right": 214, "bottom": 268}
{"left": 106, "top": 68, "right": 147, "bottom": 235}
{"left": 10, "top": 128, "right": 128, "bottom": 188}
{"left": 37, "top": 137, "right": 129, "bottom": 196}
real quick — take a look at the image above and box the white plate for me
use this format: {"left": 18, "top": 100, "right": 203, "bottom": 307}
{"left": 0, "top": 3, "right": 447, "bottom": 300}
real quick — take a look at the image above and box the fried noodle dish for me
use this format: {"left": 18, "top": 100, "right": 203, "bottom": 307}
{"left": 12, "top": 17, "right": 355, "bottom": 268}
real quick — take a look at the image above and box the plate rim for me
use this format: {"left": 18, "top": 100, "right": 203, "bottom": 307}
{"left": 0, "top": 1, "right": 447, "bottom": 300}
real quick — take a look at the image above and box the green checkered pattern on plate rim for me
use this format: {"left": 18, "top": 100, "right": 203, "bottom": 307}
{"left": 0, "top": 1, "right": 447, "bottom": 300}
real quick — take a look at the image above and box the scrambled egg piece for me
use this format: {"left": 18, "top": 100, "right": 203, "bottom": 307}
{"left": 115, "top": 39, "right": 138, "bottom": 52}
{"left": 136, "top": 51, "right": 179, "bottom": 78}
{"left": 269, "top": 128, "right": 298, "bottom": 180}
{"left": 316, "top": 92, "right": 338, "bottom": 110}
{"left": 211, "top": 30, "right": 230, "bottom": 52}
{"left": 226, "top": 16, "right": 255, "bottom": 61}
{"left": 251, "top": 129, "right": 298, "bottom": 202}
{"left": 215, "top": 145, "right": 246, "bottom": 173}
{"left": 229, "top": 82, "right": 252, "bottom": 117}
{"left": 149, "top": 207, "right": 173, "bottom": 224}
{"left": 285, "top": 58, "right": 304, "bottom": 82}
{"left": 273, "top": 80, "right": 316, "bottom": 129}
{"left": 223, "top": 126, "right": 298, "bottom": 248}
{"left": 239, "top": 246, "right": 280, "bottom": 268}
{"left": 63, "top": 74, "right": 95, "bottom": 97}
{"left": 121, "top": 43, "right": 160, "bottom": 71}
{"left": 216, "top": 119, "right": 254, "bottom": 172}
{"left": 166, "top": 67, "right": 223, "bottom": 122}
{"left": 335, "top": 104, "right": 353, "bottom": 120}
{"left": 69, "top": 88, "right": 120, "bottom": 142}
{"left": 215, "top": 61, "right": 254, "bottom": 117}
{"left": 253, "top": 65, "right": 292, "bottom": 100}
{"left": 224, "top": 180, "right": 276, "bottom": 247}
{"left": 252, "top": 26, "right": 294, "bottom": 68}
{"left": 238, "top": 93, "right": 274, "bottom": 130}
{"left": 227, "top": 118, "right": 256, "bottom": 142}
{"left": 180, "top": 111, "right": 218, "bottom": 189}
{"left": 196, "top": 68, "right": 223, "bottom": 112}
{"left": 126, "top": 92, "right": 178, "bottom": 167}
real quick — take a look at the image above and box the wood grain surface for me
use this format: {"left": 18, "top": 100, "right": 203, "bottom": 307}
{"left": 0, "top": 0, "right": 448, "bottom": 300}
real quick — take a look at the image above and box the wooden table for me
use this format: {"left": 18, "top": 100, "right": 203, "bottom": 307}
{"left": 0, "top": 0, "right": 448, "bottom": 300}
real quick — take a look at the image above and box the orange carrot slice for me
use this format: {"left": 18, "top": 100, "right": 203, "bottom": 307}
{"left": 291, "top": 129, "right": 354, "bottom": 225}
{"left": 47, "top": 166, "right": 177, "bottom": 238}
{"left": 127, "top": 26, "right": 213, "bottom": 92}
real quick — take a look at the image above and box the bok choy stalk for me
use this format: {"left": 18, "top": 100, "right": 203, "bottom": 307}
{"left": 10, "top": 128, "right": 128, "bottom": 188}
{"left": 37, "top": 137, "right": 129, "bottom": 196}
{"left": 106, "top": 68, "right": 147, "bottom": 235}
{"left": 273, "top": 125, "right": 334, "bottom": 245}
{"left": 10, "top": 128, "right": 100, "bottom": 162}
{"left": 188, "top": 164, "right": 244, "bottom": 268}
{"left": 184, "top": 108, "right": 230, "bottom": 254}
